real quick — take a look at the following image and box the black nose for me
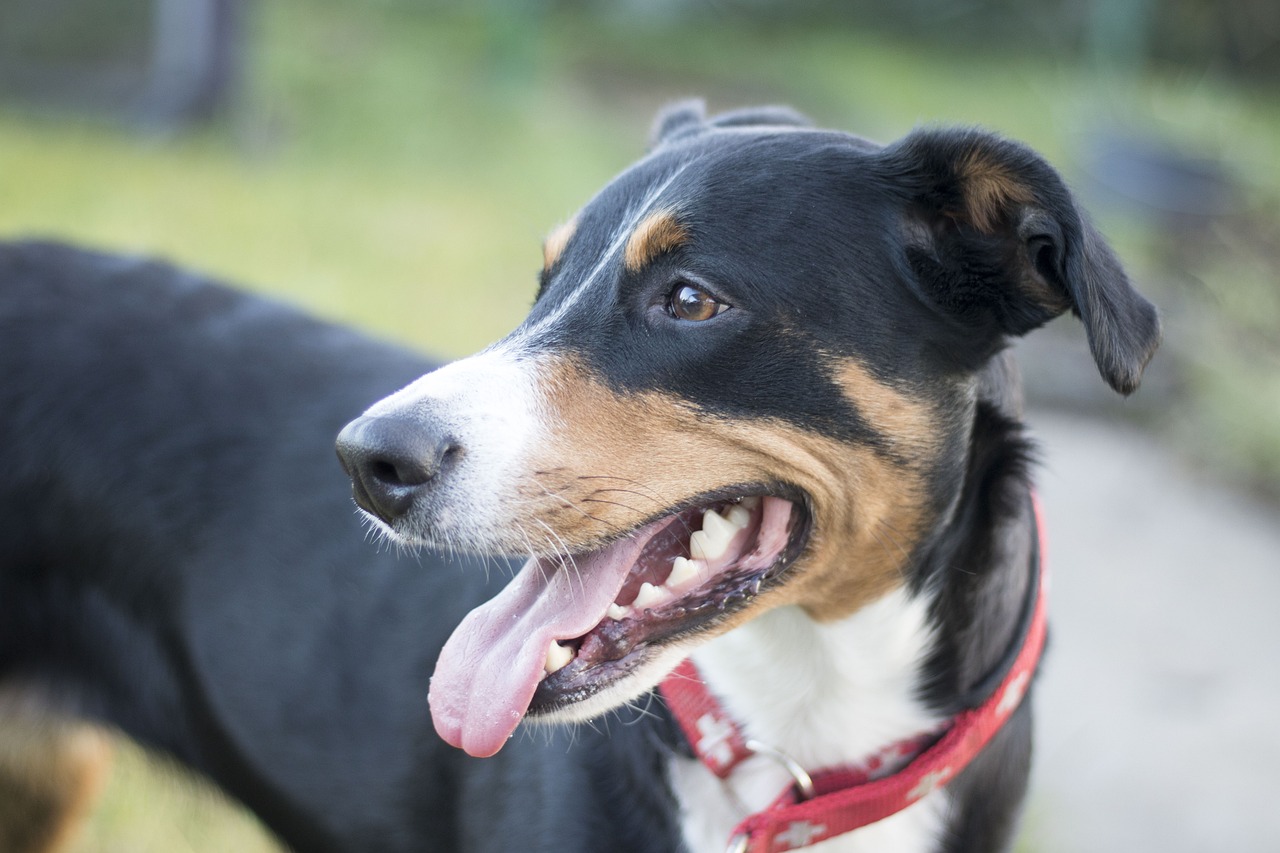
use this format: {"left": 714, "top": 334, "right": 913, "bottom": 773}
{"left": 335, "top": 415, "right": 462, "bottom": 526}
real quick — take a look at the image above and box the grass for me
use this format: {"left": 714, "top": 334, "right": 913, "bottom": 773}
{"left": 2, "top": 2, "right": 1277, "bottom": 849}
{"left": 66, "top": 739, "right": 283, "bottom": 853}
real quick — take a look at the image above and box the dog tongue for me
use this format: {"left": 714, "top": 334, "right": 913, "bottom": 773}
{"left": 429, "top": 519, "right": 666, "bottom": 757}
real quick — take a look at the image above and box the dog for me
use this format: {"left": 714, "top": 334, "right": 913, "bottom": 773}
{"left": 0, "top": 102, "right": 1158, "bottom": 852}
{"left": 334, "top": 101, "right": 1159, "bottom": 851}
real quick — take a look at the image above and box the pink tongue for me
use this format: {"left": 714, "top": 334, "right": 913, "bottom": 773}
{"left": 428, "top": 519, "right": 667, "bottom": 757}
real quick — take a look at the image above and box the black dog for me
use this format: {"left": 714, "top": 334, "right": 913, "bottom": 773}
{"left": 0, "top": 241, "right": 681, "bottom": 852}
{"left": 2, "top": 103, "right": 1157, "bottom": 852}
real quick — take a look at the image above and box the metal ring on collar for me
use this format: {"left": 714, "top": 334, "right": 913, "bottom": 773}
{"left": 744, "top": 738, "right": 816, "bottom": 801}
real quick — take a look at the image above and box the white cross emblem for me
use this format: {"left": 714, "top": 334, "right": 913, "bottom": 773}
{"left": 997, "top": 671, "right": 1030, "bottom": 718}
{"left": 695, "top": 712, "right": 735, "bottom": 769}
{"left": 869, "top": 743, "right": 908, "bottom": 780}
{"left": 907, "top": 766, "right": 954, "bottom": 802}
{"left": 775, "top": 820, "right": 827, "bottom": 849}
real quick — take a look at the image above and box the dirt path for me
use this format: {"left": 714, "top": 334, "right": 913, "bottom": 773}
{"left": 1022, "top": 412, "right": 1280, "bottom": 852}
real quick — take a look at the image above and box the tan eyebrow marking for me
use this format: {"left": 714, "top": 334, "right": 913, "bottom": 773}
{"left": 623, "top": 209, "right": 688, "bottom": 273}
{"left": 542, "top": 218, "right": 578, "bottom": 270}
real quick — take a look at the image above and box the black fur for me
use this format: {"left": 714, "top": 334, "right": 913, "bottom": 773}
{"left": 345, "top": 107, "right": 1156, "bottom": 851}
{"left": 880, "top": 128, "right": 1161, "bottom": 392}
{"left": 3, "top": 104, "right": 1159, "bottom": 853}
{"left": 0, "top": 241, "right": 682, "bottom": 853}
{"left": 529, "top": 118, "right": 1157, "bottom": 461}
{"left": 914, "top": 392, "right": 1042, "bottom": 852}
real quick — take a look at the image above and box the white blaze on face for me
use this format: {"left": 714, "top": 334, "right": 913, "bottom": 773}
{"left": 508, "top": 161, "right": 690, "bottom": 349}
{"left": 359, "top": 344, "right": 547, "bottom": 549}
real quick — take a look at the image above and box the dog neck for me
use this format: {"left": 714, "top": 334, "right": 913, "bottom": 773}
{"left": 669, "top": 393, "right": 1037, "bottom": 853}
{"left": 672, "top": 592, "right": 952, "bottom": 852}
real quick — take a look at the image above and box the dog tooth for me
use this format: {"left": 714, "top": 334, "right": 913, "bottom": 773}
{"left": 726, "top": 505, "right": 751, "bottom": 529}
{"left": 701, "top": 508, "right": 737, "bottom": 539}
{"left": 667, "top": 556, "right": 699, "bottom": 589}
{"left": 633, "top": 581, "right": 666, "bottom": 610}
{"left": 606, "top": 603, "right": 629, "bottom": 621}
{"left": 690, "top": 521, "right": 733, "bottom": 561}
{"left": 739, "top": 496, "right": 761, "bottom": 510}
{"left": 544, "top": 641, "right": 573, "bottom": 675}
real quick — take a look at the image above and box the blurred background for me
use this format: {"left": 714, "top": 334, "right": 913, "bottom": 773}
{"left": 0, "top": 0, "right": 1276, "bottom": 851}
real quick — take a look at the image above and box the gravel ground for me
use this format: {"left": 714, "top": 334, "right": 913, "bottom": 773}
{"left": 1021, "top": 411, "right": 1280, "bottom": 853}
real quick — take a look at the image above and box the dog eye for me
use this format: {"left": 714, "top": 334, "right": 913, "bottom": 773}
{"left": 668, "top": 283, "right": 729, "bottom": 322}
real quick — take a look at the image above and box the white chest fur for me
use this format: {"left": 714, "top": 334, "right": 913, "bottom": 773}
{"left": 670, "top": 587, "right": 949, "bottom": 853}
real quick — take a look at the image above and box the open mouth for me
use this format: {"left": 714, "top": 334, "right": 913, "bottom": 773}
{"left": 530, "top": 492, "right": 809, "bottom": 711}
{"left": 428, "top": 489, "right": 811, "bottom": 757}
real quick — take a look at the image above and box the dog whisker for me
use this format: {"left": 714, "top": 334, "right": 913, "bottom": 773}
{"left": 579, "top": 496, "right": 644, "bottom": 516}
{"left": 526, "top": 479, "right": 609, "bottom": 525}
{"left": 575, "top": 475, "right": 666, "bottom": 506}
{"left": 532, "top": 518, "right": 584, "bottom": 601}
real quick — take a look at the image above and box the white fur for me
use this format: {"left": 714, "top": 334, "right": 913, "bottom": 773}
{"left": 510, "top": 162, "right": 689, "bottom": 346}
{"left": 360, "top": 345, "right": 547, "bottom": 551}
{"left": 360, "top": 162, "right": 689, "bottom": 552}
{"left": 672, "top": 587, "right": 949, "bottom": 853}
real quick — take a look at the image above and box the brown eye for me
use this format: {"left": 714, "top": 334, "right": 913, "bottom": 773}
{"left": 668, "top": 283, "right": 729, "bottom": 322}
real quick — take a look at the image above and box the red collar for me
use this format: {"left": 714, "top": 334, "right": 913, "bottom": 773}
{"left": 658, "top": 496, "right": 1049, "bottom": 852}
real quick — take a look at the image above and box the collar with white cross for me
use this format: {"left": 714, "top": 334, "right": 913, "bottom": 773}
{"left": 658, "top": 495, "right": 1049, "bottom": 853}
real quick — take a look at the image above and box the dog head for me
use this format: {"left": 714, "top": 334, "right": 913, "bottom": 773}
{"left": 337, "top": 102, "right": 1159, "bottom": 757}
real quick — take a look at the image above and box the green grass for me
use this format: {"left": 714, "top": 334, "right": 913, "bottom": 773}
{"left": 12, "top": 0, "right": 1274, "bottom": 356}
{"left": 2, "top": 2, "right": 1278, "bottom": 848}
{"left": 67, "top": 740, "right": 283, "bottom": 853}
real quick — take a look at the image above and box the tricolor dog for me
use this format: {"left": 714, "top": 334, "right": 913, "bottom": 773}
{"left": 336, "top": 103, "right": 1159, "bottom": 851}
{"left": 0, "top": 102, "right": 1157, "bottom": 853}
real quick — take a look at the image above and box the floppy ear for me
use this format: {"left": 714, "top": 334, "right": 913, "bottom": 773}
{"left": 649, "top": 101, "right": 812, "bottom": 152}
{"left": 879, "top": 128, "right": 1161, "bottom": 395}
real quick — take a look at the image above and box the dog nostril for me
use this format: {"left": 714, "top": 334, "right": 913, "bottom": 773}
{"left": 365, "top": 437, "right": 459, "bottom": 488}
{"left": 440, "top": 442, "right": 463, "bottom": 470}
{"left": 370, "top": 459, "right": 402, "bottom": 486}
{"left": 369, "top": 457, "right": 419, "bottom": 488}
{"left": 335, "top": 415, "right": 462, "bottom": 524}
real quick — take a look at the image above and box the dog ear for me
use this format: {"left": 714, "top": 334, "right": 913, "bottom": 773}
{"left": 879, "top": 128, "right": 1161, "bottom": 395}
{"left": 649, "top": 101, "right": 812, "bottom": 151}
{"left": 706, "top": 105, "right": 813, "bottom": 131}
{"left": 649, "top": 100, "right": 707, "bottom": 151}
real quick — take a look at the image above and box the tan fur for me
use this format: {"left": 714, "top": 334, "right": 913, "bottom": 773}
{"left": 835, "top": 359, "right": 946, "bottom": 460}
{"left": 623, "top": 210, "right": 688, "bottom": 273}
{"left": 956, "top": 151, "right": 1036, "bottom": 234}
{"left": 511, "top": 357, "right": 942, "bottom": 629}
{"left": 542, "top": 218, "right": 578, "bottom": 271}
{"left": 0, "top": 701, "right": 113, "bottom": 853}
{"left": 956, "top": 152, "right": 1074, "bottom": 313}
